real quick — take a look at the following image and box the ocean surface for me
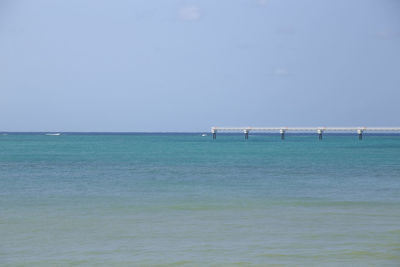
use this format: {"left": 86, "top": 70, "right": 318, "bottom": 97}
{"left": 1, "top": 133, "right": 400, "bottom": 266}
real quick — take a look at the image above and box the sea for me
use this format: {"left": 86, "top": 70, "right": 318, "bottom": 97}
{"left": 1, "top": 133, "right": 399, "bottom": 266}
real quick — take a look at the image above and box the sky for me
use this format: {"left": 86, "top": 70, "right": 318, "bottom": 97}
{"left": 1, "top": 0, "right": 399, "bottom": 132}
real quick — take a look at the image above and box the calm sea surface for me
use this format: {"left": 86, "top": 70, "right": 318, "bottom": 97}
{"left": 1, "top": 134, "right": 400, "bottom": 266}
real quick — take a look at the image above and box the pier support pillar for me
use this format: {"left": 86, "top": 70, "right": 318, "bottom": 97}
{"left": 211, "top": 129, "right": 216, "bottom": 140}
{"left": 357, "top": 129, "right": 363, "bottom": 140}
{"left": 244, "top": 129, "right": 249, "bottom": 140}
{"left": 318, "top": 129, "right": 323, "bottom": 140}
{"left": 280, "top": 129, "right": 285, "bottom": 140}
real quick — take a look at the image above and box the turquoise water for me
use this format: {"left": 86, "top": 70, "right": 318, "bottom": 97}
{"left": 1, "top": 134, "right": 400, "bottom": 266}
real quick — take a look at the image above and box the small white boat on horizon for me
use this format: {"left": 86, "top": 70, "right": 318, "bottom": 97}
{"left": 201, "top": 134, "right": 207, "bottom": 137}
{"left": 45, "top": 133, "right": 61, "bottom": 136}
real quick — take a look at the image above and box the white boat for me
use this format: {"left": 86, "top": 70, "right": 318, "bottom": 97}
{"left": 45, "top": 133, "right": 61, "bottom": 136}
{"left": 201, "top": 134, "right": 207, "bottom": 137}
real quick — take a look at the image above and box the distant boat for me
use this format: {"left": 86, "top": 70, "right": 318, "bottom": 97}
{"left": 201, "top": 134, "right": 207, "bottom": 137}
{"left": 45, "top": 133, "right": 61, "bottom": 136}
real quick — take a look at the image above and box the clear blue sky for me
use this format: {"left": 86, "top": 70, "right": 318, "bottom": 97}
{"left": 1, "top": 0, "right": 399, "bottom": 132}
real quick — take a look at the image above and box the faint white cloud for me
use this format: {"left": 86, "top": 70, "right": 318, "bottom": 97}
{"left": 274, "top": 68, "right": 291, "bottom": 76}
{"left": 257, "top": 0, "right": 269, "bottom": 6}
{"left": 178, "top": 6, "right": 201, "bottom": 21}
{"left": 276, "top": 26, "right": 296, "bottom": 35}
{"left": 375, "top": 30, "right": 400, "bottom": 40}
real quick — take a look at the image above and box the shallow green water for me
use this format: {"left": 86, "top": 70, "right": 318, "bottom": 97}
{"left": 1, "top": 134, "right": 400, "bottom": 266}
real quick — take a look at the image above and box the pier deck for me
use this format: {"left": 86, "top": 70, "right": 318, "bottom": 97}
{"left": 211, "top": 127, "right": 400, "bottom": 140}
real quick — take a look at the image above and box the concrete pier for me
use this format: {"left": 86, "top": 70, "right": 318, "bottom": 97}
{"left": 211, "top": 127, "right": 400, "bottom": 140}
